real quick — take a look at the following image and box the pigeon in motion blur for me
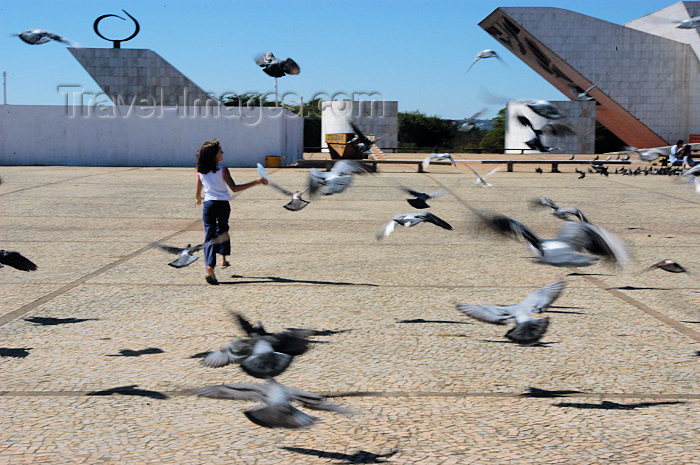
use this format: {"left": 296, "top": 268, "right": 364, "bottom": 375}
{"left": 467, "top": 49, "right": 504, "bottom": 72}
{"left": 517, "top": 115, "right": 573, "bottom": 153}
{"left": 153, "top": 233, "right": 229, "bottom": 268}
{"left": 477, "top": 212, "right": 629, "bottom": 267}
{"left": 257, "top": 163, "right": 310, "bottom": 211}
{"left": 468, "top": 166, "right": 500, "bottom": 187}
{"left": 191, "top": 379, "right": 350, "bottom": 429}
{"left": 644, "top": 259, "right": 689, "bottom": 273}
{"left": 570, "top": 72, "right": 608, "bottom": 101}
{"left": 459, "top": 108, "right": 487, "bottom": 131}
{"left": 255, "top": 51, "right": 300, "bottom": 78}
{"left": 520, "top": 99, "right": 563, "bottom": 119}
{"left": 400, "top": 185, "right": 446, "bottom": 209}
{"left": 529, "top": 197, "right": 590, "bottom": 223}
{"left": 457, "top": 281, "right": 566, "bottom": 344}
{"left": 200, "top": 313, "right": 309, "bottom": 379}
{"left": 674, "top": 15, "right": 700, "bottom": 29}
{"left": 626, "top": 147, "right": 665, "bottom": 162}
{"left": 13, "top": 29, "right": 78, "bottom": 46}
{"left": 308, "top": 160, "right": 373, "bottom": 196}
{"left": 421, "top": 153, "right": 456, "bottom": 171}
{"left": 0, "top": 250, "right": 38, "bottom": 271}
{"left": 377, "top": 211, "right": 452, "bottom": 240}
{"left": 348, "top": 122, "right": 377, "bottom": 155}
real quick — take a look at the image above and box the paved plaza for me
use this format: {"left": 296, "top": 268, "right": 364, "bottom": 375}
{"left": 1, "top": 160, "right": 699, "bottom": 464}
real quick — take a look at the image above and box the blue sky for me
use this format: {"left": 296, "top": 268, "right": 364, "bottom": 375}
{"left": 1, "top": 0, "right": 677, "bottom": 119}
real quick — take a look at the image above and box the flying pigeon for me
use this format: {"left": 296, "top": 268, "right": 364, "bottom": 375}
{"left": 191, "top": 379, "right": 350, "bottom": 429}
{"left": 200, "top": 314, "right": 309, "bottom": 379}
{"left": 399, "top": 185, "right": 446, "bottom": 209}
{"left": 421, "top": 153, "right": 456, "bottom": 171}
{"left": 644, "top": 259, "right": 689, "bottom": 273}
{"left": 520, "top": 99, "right": 563, "bottom": 119}
{"left": 575, "top": 168, "right": 586, "bottom": 179}
{"left": 674, "top": 15, "right": 700, "bottom": 29}
{"left": 308, "top": 160, "right": 373, "bottom": 196}
{"left": 458, "top": 108, "right": 487, "bottom": 131}
{"left": 377, "top": 211, "right": 452, "bottom": 240}
{"left": 529, "top": 197, "right": 590, "bottom": 223}
{"left": 467, "top": 49, "right": 504, "bottom": 73}
{"left": 468, "top": 166, "right": 499, "bottom": 187}
{"left": 348, "top": 122, "right": 377, "bottom": 155}
{"left": 153, "top": 233, "right": 229, "bottom": 268}
{"left": 13, "top": 29, "right": 78, "bottom": 46}
{"left": 517, "top": 114, "right": 573, "bottom": 153}
{"left": 257, "top": 163, "right": 310, "bottom": 211}
{"left": 625, "top": 147, "right": 665, "bottom": 162}
{"left": 477, "top": 212, "right": 629, "bottom": 267}
{"left": 0, "top": 250, "right": 38, "bottom": 271}
{"left": 570, "top": 72, "right": 608, "bottom": 101}
{"left": 457, "top": 281, "right": 566, "bottom": 344}
{"left": 255, "top": 51, "right": 300, "bottom": 78}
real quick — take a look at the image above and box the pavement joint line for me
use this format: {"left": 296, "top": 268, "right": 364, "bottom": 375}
{"left": 604, "top": 176, "right": 700, "bottom": 205}
{"left": 583, "top": 275, "right": 700, "bottom": 343}
{"left": 0, "top": 218, "right": 202, "bottom": 327}
{"left": 426, "top": 173, "right": 700, "bottom": 344}
{"left": 0, "top": 390, "right": 698, "bottom": 400}
{"left": 0, "top": 167, "right": 142, "bottom": 197}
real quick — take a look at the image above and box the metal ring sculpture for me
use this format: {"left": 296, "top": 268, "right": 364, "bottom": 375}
{"left": 93, "top": 9, "right": 140, "bottom": 48}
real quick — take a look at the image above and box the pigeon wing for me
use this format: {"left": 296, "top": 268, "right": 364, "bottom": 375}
{"left": 331, "top": 160, "right": 372, "bottom": 175}
{"left": 280, "top": 57, "right": 300, "bottom": 75}
{"left": 244, "top": 404, "right": 317, "bottom": 429}
{"left": 200, "top": 339, "right": 251, "bottom": 368}
{"left": 456, "top": 304, "right": 513, "bottom": 325}
{"left": 0, "top": 250, "right": 38, "bottom": 271}
{"left": 190, "top": 383, "right": 266, "bottom": 401}
{"left": 482, "top": 214, "right": 543, "bottom": 253}
{"left": 153, "top": 243, "right": 184, "bottom": 255}
{"left": 376, "top": 220, "right": 397, "bottom": 239}
{"left": 520, "top": 281, "right": 567, "bottom": 312}
{"left": 421, "top": 212, "right": 453, "bottom": 230}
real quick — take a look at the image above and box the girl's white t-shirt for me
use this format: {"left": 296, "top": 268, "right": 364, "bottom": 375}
{"left": 198, "top": 167, "right": 232, "bottom": 201}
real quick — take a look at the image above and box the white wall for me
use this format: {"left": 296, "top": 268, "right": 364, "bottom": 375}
{"left": 0, "top": 105, "right": 303, "bottom": 167}
{"left": 321, "top": 100, "right": 398, "bottom": 152}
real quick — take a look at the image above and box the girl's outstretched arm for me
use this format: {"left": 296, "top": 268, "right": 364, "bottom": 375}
{"left": 223, "top": 167, "right": 267, "bottom": 192}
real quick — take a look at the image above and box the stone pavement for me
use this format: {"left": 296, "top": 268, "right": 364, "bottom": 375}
{"left": 1, "top": 163, "right": 699, "bottom": 464}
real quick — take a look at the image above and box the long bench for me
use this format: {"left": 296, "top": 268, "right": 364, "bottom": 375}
{"left": 480, "top": 159, "right": 632, "bottom": 173}
{"left": 291, "top": 158, "right": 455, "bottom": 173}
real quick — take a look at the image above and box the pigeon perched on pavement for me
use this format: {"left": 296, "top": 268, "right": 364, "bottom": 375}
{"left": 0, "top": 250, "right": 38, "bottom": 271}
{"left": 477, "top": 212, "right": 629, "bottom": 267}
{"left": 457, "top": 281, "right": 566, "bottom": 344}
{"left": 255, "top": 51, "right": 300, "bottom": 78}
{"left": 400, "top": 185, "right": 446, "bottom": 209}
{"left": 308, "top": 160, "right": 373, "bottom": 196}
{"left": 467, "top": 49, "right": 504, "bottom": 72}
{"left": 529, "top": 197, "right": 590, "bottom": 223}
{"left": 644, "top": 259, "right": 689, "bottom": 273}
{"left": 200, "top": 314, "right": 309, "bottom": 379}
{"left": 421, "top": 153, "right": 456, "bottom": 171}
{"left": 13, "top": 29, "right": 78, "bottom": 46}
{"left": 468, "top": 166, "right": 499, "bottom": 187}
{"left": 377, "top": 211, "right": 453, "bottom": 240}
{"left": 191, "top": 379, "right": 350, "bottom": 429}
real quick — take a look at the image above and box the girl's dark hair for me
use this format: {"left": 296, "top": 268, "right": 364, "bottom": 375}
{"left": 682, "top": 144, "right": 691, "bottom": 155}
{"left": 196, "top": 139, "right": 221, "bottom": 174}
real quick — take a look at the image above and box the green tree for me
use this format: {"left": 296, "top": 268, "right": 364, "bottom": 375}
{"left": 478, "top": 108, "right": 505, "bottom": 152}
{"left": 398, "top": 111, "right": 459, "bottom": 151}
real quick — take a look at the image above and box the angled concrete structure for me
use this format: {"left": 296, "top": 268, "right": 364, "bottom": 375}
{"left": 480, "top": 2, "right": 700, "bottom": 148}
{"left": 69, "top": 48, "right": 211, "bottom": 106}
